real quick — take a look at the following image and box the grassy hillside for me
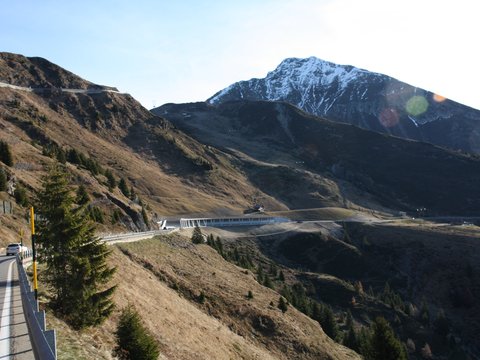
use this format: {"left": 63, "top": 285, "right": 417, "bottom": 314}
{"left": 0, "top": 53, "right": 292, "bottom": 248}
{"left": 156, "top": 101, "right": 480, "bottom": 215}
{"left": 47, "top": 234, "right": 360, "bottom": 360}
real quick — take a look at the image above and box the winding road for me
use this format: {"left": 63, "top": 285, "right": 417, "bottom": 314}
{"left": 0, "top": 256, "right": 33, "bottom": 359}
{"left": 0, "top": 81, "right": 125, "bottom": 95}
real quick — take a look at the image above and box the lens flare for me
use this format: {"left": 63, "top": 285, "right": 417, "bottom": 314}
{"left": 379, "top": 108, "right": 399, "bottom": 128}
{"left": 433, "top": 93, "right": 447, "bottom": 103}
{"left": 406, "top": 96, "right": 429, "bottom": 116}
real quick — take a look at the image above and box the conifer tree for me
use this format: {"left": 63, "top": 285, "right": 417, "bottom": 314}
{"left": 0, "top": 141, "right": 13, "bottom": 166}
{"left": 191, "top": 226, "right": 204, "bottom": 244}
{"left": 114, "top": 305, "right": 160, "bottom": 360}
{"left": 343, "top": 311, "right": 358, "bottom": 351}
{"left": 119, "top": 178, "right": 130, "bottom": 197}
{"left": 367, "top": 317, "right": 407, "bottom": 360}
{"left": 67, "top": 148, "right": 81, "bottom": 165}
{"left": 320, "top": 305, "right": 339, "bottom": 340}
{"left": 0, "top": 168, "right": 7, "bottom": 191}
{"left": 105, "top": 169, "right": 116, "bottom": 190}
{"left": 36, "top": 164, "right": 116, "bottom": 329}
{"left": 56, "top": 148, "right": 67, "bottom": 164}
{"left": 263, "top": 275, "right": 273, "bottom": 289}
{"left": 278, "top": 296, "right": 288, "bottom": 313}
{"left": 76, "top": 184, "right": 90, "bottom": 205}
{"left": 344, "top": 326, "right": 358, "bottom": 351}
{"left": 14, "top": 184, "right": 28, "bottom": 207}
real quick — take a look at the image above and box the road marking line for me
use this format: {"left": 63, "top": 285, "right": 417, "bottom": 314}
{"left": 0, "top": 260, "right": 14, "bottom": 359}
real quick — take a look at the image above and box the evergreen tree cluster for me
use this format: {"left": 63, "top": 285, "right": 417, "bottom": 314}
{"left": 42, "top": 143, "right": 67, "bottom": 164}
{"left": 380, "top": 282, "right": 406, "bottom": 311}
{"left": 364, "top": 317, "right": 408, "bottom": 360}
{"left": 66, "top": 147, "right": 103, "bottom": 175}
{"left": 36, "top": 164, "right": 116, "bottom": 329}
{"left": 89, "top": 206, "right": 105, "bottom": 224}
{"left": 114, "top": 305, "right": 160, "bottom": 360}
{"left": 280, "top": 282, "right": 340, "bottom": 340}
{"left": 0, "top": 140, "right": 13, "bottom": 166}
{"left": 111, "top": 208, "right": 123, "bottom": 224}
{"left": 342, "top": 315, "right": 407, "bottom": 360}
{"left": 206, "top": 234, "right": 255, "bottom": 270}
{"left": 41, "top": 144, "right": 104, "bottom": 176}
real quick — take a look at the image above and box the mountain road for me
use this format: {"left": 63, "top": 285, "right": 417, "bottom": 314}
{"left": 0, "top": 256, "right": 33, "bottom": 359}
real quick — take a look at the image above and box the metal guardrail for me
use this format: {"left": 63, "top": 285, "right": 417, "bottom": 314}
{"left": 16, "top": 254, "right": 56, "bottom": 360}
{"left": 100, "top": 229, "right": 173, "bottom": 243}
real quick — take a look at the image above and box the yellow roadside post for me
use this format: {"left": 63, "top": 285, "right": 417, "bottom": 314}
{"left": 30, "top": 206, "right": 38, "bottom": 300}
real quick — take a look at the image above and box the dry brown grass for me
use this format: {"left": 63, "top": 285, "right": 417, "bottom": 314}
{"left": 112, "top": 234, "right": 360, "bottom": 360}
{"left": 47, "top": 232, "right": 360, "bottom": 359}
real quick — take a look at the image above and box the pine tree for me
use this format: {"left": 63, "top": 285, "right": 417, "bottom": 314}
{"left": 89, "top": 206, "right": 105, "bottom": 224}
{"left": 263, "top": 275, "right": 273, "bottom": 289}
{"left": 0, "top": 168, "right": 7, "bottom": 191}
{"left": 278, "top": 296, "right": 288, "bottom": 313}
{"left": 198, "top": 291, "right": 206, "bottom": 304}
{"left": 207, "top": 234, "right": 215, "bottom": 247}
{"left": 76, "top": 184, "right": 90, "bottom": 205}
{"left": 14, "top": 184, "right": 29, "bottom": 207}
{"left": 215, "top": 237, "right": 224, "bottom": 256}
{"left": 0, "top": 141, "right": 13, "bottom": 166}
{"left": 311, "top": 301, "right": 323, "bottom": 323}
{"left": 367, "top": 317, "right": 407, "bottom": 360}
{"left": 191, "top": 226, "right": 204, "bottom": 244}
{"left": 344, "top": 326, "right": 358, "bottom": 351}
{"left": 257, "top": 265, "right": 264, "bottom": 283}
{"left": 56, "top": 148, "right": 67, "bottom": 164}
{"left": 119, "top": 178, "right": 130, "bottom": 197}
{"left": 36, "top": 164, "right": 116, "bottom": 329}
{"left": 320, "top": 305, "right": 339, "bottom": 340}
{"left": 114, "top": 305, "right": 160, "bottom": 360}
{"left": 67, "top": 148, "right": 81, "bottom": 165}
{"left": 343, "top": 310, "right": 358, "bottom": 351}
{"left": 105, "top": 169, "right": 116, "bottom": 190}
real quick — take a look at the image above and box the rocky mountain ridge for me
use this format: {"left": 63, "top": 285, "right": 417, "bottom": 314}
{"left": 155, "top": 100, "right": 480, "bottom": 216}
{"left": 208, "top": 56, "right": 480, "bottom": 153}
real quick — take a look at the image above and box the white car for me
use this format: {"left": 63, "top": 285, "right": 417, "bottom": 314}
{"left": 6, "top": 243, "right": 22, "bottom": 256}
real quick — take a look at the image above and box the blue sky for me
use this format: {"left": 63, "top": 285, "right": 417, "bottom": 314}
{"left": 2, "top": 0, "right": 479, "bottom": 110}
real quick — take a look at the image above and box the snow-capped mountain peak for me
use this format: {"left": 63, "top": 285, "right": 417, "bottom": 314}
{"left": 207, "top": 56, "right": 480, "bottom": 150}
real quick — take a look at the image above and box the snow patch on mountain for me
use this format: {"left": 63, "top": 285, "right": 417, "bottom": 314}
{"left": 208, "top": 56, "right": 377, "bottom": 106}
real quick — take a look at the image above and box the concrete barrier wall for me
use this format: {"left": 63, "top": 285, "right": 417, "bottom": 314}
{"left": 179, "top": 216, "right": 290, "bottom": 228}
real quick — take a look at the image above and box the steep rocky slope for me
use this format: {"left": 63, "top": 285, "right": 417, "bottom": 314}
{"left": 207, "top": 56, "right": 480, "bottom": 153}
{"left": 0, "top": 52, "right": 287, "bottom": 241}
